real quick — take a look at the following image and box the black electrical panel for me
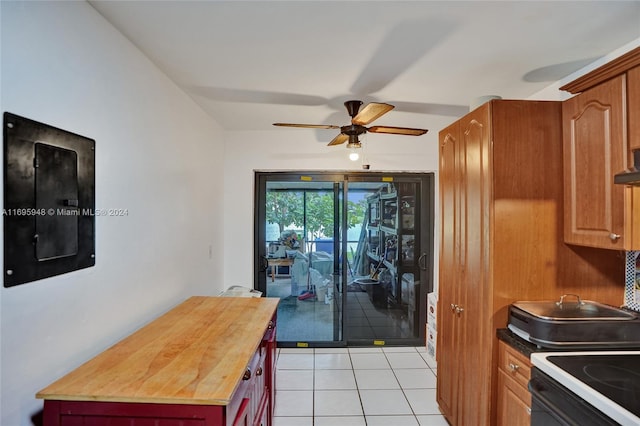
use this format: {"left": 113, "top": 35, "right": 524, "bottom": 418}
{"left": 3, "top": 112, "right": 95, "bottom": 287}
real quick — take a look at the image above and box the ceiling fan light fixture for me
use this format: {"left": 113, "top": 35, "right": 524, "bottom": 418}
{"left": 346, "top": 134, "right": 362, "bottom": 149}
{"left": 349, "top": 149, "right": 360, "bottom": 162}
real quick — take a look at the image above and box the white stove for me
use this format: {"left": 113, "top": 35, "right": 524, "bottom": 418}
{"left": 530, "top": 351, "right": 640, "bottom": 426}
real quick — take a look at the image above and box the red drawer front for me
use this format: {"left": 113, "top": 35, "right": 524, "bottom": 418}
{"left": 43, "top": 400, "right": 224, "bottom": 426}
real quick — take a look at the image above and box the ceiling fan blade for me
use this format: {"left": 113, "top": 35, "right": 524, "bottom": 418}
{"left": 273, "top": 123, "right": 340, "bottom": 129}
{"left": 327, "top": 134, "right": 349, "bottom": 146}
{"left": 352, "top": 103, "right": 394, "bottom": 125}
{"left": 368, "top": 126, "right": 428, "bottom": 136}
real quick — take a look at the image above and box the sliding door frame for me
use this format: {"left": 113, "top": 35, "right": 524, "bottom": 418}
{"left": 254, "top": 171, "right": 434, "bottom": 346}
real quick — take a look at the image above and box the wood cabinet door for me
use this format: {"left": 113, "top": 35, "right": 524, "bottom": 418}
{"left": 438, "top": 102, "right": 492, "bottom": 426}
{"left": 457, "top": 104, "right": 492, "bottom": 426}
{"left": 496, "top": 342, "right": 532, "bottom": 426}
{"left": 496, "top": 370, "right": 531, "bottom": 426}
{"left": 563, "top": 75, "right": 626, "bottom": 248}
{"left": 437, "top": 121, "right": 461, "bottom": 425}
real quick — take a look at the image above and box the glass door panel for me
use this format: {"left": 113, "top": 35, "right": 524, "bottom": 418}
{"left": 255, "top": 174, "right": 344, "bottom": 346}
{"left": 344, "top": 177, "right": 431, "bottom": 345}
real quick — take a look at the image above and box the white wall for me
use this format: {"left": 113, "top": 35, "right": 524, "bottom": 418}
{"left": 0, "top": 2, "right": 225, "bottom": 424}
{"left": 528, "top": 38, "right": 640, "bottom": 101}
{"left": 222, "top": 122, "right": 449, "bottom": 289}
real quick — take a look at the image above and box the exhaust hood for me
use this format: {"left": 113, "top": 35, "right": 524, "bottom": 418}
{"left": 614, "top": 150, "right": 640, "bottom": 186}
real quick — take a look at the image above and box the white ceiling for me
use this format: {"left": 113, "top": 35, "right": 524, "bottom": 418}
{"left": 89, "top": 0, "right": 640, "bottom": 139}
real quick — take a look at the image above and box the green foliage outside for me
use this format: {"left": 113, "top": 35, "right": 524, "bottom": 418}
{"left": 266, "top": 191, "right": 366, "bottom": 244}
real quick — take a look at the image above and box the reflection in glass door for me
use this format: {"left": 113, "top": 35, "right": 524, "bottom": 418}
{"left": 255, "top": 172, "right": 433, "bottom": 347}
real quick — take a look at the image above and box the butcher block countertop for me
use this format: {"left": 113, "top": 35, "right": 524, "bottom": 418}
{"left": 36, "top": 296, "right": 279, "bottom": 406}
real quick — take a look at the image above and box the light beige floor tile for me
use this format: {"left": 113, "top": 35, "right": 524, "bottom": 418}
{"left": 366, "top": 415, "right": 419, "bottom": 425}
{"left": 313, "top": 416, "right": 367, "bottom": 426}
{"left": 274, "top": 390, "right": 313, "bottom": 417}
{"left": 359, "top": 389, "right": 413, "bottom": 415}
{"left": 353, "top": 368, "right": 400, "bottom": 389}
{"left": 348, "top": 347, "right": 383, "bottom": 353}
{"left": 276, "top": 369, "right": 314, "bottom": 390}
{"left": 382, "top": 346, "right": 419, "bottom": 353}
{"left": 385, "top": 352, "right": 428, "bottom": 369}
{"left": 279, "top": 348, "right": 314, "bottom": 354}
{"left": 416, "top": 414, "right": 449, "bottom": 426}
{"left": 404, "top": 389, "right": 441, "bottom": 415}
{"left": 393, "top": 368, "right": 437, "bottom": 389}
{"left": 314, "top": 390, "right": 364, "bottom": 416}
{"left": 315, "top": 347, "right": 349, "bottom": 353}
{"left": 273, "top": 416, "right": 313, "bottom": 426}
{"left": 276, "top": 353, "right": 314, "bottom": 370}
{"left": 419, "top": 352, "right": 437, "bottom": 369}
{"left": 350, "top": 352, "right": 391, "bottom": 369}
{"left": 315, "top": 353, "right": 353, "bottom": 369}
{"left": 315, "top": 369, "right": 357, "bottom": 390}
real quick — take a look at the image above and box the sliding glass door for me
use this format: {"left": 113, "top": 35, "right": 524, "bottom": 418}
{"left": 255, "top": 172, "right": 433, "bottom": 347}
{"left": 255, "top": 173, "right": 345, "bottom": 346}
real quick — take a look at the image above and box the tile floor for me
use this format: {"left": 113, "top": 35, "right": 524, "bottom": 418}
{"left": 273, "top": 346, "right": 447, "bottom": 426}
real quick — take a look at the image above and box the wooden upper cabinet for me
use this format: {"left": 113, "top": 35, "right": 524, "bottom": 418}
{"left": 562, "top": 75, "right": 626, "bottom": 248}
{"left": 561, "top": 47, "right": 640, "bottom": 250}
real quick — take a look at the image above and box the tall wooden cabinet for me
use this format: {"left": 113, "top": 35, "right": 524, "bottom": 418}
{"left": 437, "top": 100, "right": 625, "bottom": 426}
{"left": 560, "top": 47, "right": 640, "bottom": 250}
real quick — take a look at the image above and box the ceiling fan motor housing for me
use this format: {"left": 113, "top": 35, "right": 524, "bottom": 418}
{"left": 341, "top": 124, "right": 367, "bottom": 136}
{"left": 344, "top": 100, "right": 363, "bottom": 118}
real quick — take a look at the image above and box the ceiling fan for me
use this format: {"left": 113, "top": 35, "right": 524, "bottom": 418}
{"left": 273, "top": 100, "right": 428, "bottom": 147}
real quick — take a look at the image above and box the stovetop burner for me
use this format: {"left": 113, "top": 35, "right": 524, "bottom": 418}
{"left": 548, "top": 354, "right": 640, "bottom": 417}
{"left": 583, "top": 364, "right": 640, "bottom": 392}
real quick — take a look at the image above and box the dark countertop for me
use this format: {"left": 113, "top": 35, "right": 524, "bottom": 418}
{"left": 497, "top": 328, "right": 549, "bottom": 358}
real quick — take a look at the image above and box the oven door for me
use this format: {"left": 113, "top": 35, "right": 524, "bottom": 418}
{"left": 529, "top": 368, "right": 619, "bottom": 426}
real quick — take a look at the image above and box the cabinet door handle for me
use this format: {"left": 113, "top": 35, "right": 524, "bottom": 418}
{"left": 455, "top": 306, "right": 464, "bottom": 315}
{"left": 508, "top": 363, "right": 520, "bottom": 372}
{"left": 243, "top": 368, "right": 252, "bottom": 380}
{"left": 256, "top": 367, "right": 263, "bottom": 376}
{"left": 450, "top": 303, "right": 457, "bottom": 312}
{"left": 609, "top": 233, "right": 621, "bottom": 241}
{"left": 526, "top": 407, "right": 532, "bottom": 415}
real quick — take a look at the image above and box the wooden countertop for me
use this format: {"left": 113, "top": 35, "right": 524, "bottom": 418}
{"left": 36, "top": 296, "right": 279, "bottom": 405}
